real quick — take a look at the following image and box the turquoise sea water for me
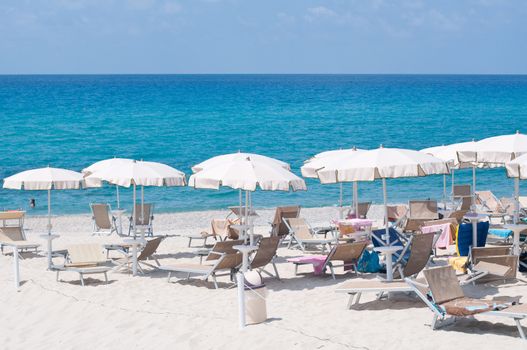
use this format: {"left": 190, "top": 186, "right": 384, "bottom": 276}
{"left": 1, "top": 74, "right": 527, "bottom": 215}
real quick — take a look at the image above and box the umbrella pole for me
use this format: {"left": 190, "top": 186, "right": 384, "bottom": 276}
{"left": 451, "top": 169, "right": 455, "bottom": 207}
{"left": 47, "top": 189, "right": 52, "bottom": 235}
{"left": 443, "top": 174, "right": 447, "bottom": 210}
{"left": 383, "top": 178, "right": 389, "bottom": 244}
{"left": 339, "top": 183, "right": 343, "bottom": 219}
{"left": 514, "top": 177, "right": 520, "bottom": 224}
{"left": 472, "top": 166, "right": 476, "bottom": 209}
{"left": 245, "top": 190, "right": 249, "bottom": 242}
{"left": 239, "top": 189, "right": 242, "bottom": 222}
{"left": 353, "top": 182, "right": 359, "bottom": 218}
{"left": 133, "top": 183, "right": 137, "bottom": 238}
{"left": 116, "top": 185, "right": 120, "bottom": 209}
{"left": 141, "top": 185, "right": 145, "bottom": 239}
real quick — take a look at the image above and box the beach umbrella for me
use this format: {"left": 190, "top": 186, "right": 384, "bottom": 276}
{"left": 458, "top": 131, "right": 527, "bottom": 165}
{"left": 192, "top": 152, "right": 291, "bottom": 219}
{"left": 301, "top": 148, "right": 364, "bottom": 217}
{"left": 505, "top": 154, "right": 527, "bottom": 224}
{"left": 85, "top": 160, "right": 186, "bottom": 237}
{"left": 3, "top": 167, "right": 85, "bottom": 268}
{"left": 188, "top": 154, "right": 306, "bottom": 329}
{"left": 82, "top": 157, "right": 134, "bottom": 209}
{"left": 315, "top": 146, "right": 449, "bottom": 244}
{"left": 191, "top": 152, "right": 290, "bottom": 173}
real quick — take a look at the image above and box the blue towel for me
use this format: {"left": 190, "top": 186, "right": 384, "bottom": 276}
{"left": 457, "top": 221, "right": 489, "bottom": 256}
{"left": 488, "top": 228, "right": 513, "bottom": 239}
{"left": 372, "top": 227, "right": 409, "bottom": 261}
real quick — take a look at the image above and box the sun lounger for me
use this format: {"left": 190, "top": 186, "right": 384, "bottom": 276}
{"left": 250, "top": 236, "right": 281, "bottom": 280}
{"left": 90, "top": 203, "right": 118, "bottom": 236}
{"left": 55, "top": 244, "right": 113, "bottom": 286}
{"left": 284, "top": 217, "right": 336, "bottom": 252}
{"left": 128, "top": 203, "right": 154, "bottom": 236}
{"left": 403, "top": 200, "right": 439, "bottom": 233}
{"left": 159, "top": 251, "right": 243, "bottom": 289}
{"left": 406, "top": 266, "right": 527, "bottom": 340}
{"left": 453, "top": 184, "right": 472, "bottom": 211}
{"left": 269, "top": 206, "right": 301, "bottom": 238}
{"left": 475, "top": 191, "right": 511, "bottom": 224}
{"left": 336, "top": 232, "right": 434, "bottom": 307}
{"left": 0, "top": 226, "right": 40, "bottom": 256}
{"left": 290, "top": 241, "right": 367, "bottom": 279}
{"left": 114, "top": 236, "right": 164, "bottom": 274}
{"left": 348, "top": 202, "right": 371, "bottom": 219}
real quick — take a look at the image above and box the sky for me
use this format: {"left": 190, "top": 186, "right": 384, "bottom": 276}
{"left": 0, "top": 0, "right": 526, "bottom": 74}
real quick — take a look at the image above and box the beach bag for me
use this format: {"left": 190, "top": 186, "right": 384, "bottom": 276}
{"left": 357, "top": 250, "right": 381, "bottom": 273}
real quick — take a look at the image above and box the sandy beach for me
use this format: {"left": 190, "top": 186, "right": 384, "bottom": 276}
{"left": 0, "top": 206, "right": 525, "bottom": 350}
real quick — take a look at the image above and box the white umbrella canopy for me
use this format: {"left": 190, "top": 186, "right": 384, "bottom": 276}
{"left": 189, "top": 156, "right": 306, "bottom": 191}
{"left": 458, "top": 131, "right": 527, "bottom": 165}
{"left": 4, "top": 167, "right": 84, "bottom": 190}
{"left": 316, "top": 147, "right": 448, "bottom": 183}
{"left": 3, "top": 167, "right": 85, "bottom": 269}
{"left": 85, "top": 160, "right": 187, "bottom": 188}
{"left": 506, "top": 153, "right": 527, "bottom": 179}
{"left": 81, "top": 157, "right": 134, "bottom": 176}
{"left": 191, "top": 152, "right": 290, "bottom": 173}
{"left": 313, "top": 146, "right": 448, "bottom": 244}
{"left": 301, "top": 147, "right": 364, "bottom": 218}
{"left": 82, "top": 158, "right": 134, "bottom": 208}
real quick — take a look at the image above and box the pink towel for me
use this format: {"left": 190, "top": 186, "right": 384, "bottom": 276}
{"left": 287, "top": 256, "right": 327, "bottom": 275}
{"left": 422, "top": 223, "right": 452, "bottom": 249}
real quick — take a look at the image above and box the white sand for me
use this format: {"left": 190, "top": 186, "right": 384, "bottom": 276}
{"left": 0, "top": 206, "right": 526, "bottom": 349}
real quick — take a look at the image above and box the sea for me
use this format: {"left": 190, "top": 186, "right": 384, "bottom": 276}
{"left": 1, "top": 74, "right": 526, "bottom": 215}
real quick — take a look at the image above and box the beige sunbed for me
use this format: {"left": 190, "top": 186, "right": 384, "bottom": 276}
{"left": 55, "top": 244, "right": 113, "bottom": 286}
{"left": 406, "top": 266, "right": 527, "bottom": 340}
{"left": 90, "top": 203, "right": 117, "bottom": 236}
{"left": 250, "top": 236, "right": 281, "bottom": 280}
{"left": 292, "top": 241, "right": 368, "bottom": 280}
{"left": 335, "top": 232, "right": 435, "bottom": 308}
{"left": 0, "top": 226, "right": 40, "bottom": 256}
{"left": 284, "top": 217, "right": 336, "bottom": 252}
{"left": 270, "top": 206, "right": 300, "bottom": 237}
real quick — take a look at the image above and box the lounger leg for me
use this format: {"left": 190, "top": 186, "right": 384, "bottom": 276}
{"left": 347, "top": 294, "right": 356, "bottom": 309}
{"left": 167, "top": 272, "right": 172, "bottom": 283}
{"left": 431, "top": 315, "right": 439, "bottom": 330}
{"left": 294, "top": 264, "right": 298, "bottom": 276}
{"left": 515, "top": 319, "right": 526, "bottom": 340}
{"left": 187, "top": 237, "right": 192, "bottom": 248}
{"left": 272, "top": 263, "right": 280, "bottom": 280}
{"left": 56, "top": 270, "right": 60, "bottom": 282}
{"left": 187, "top": 272, "right": 191, "bottom": 280}
{"left": 202, "top": 237, "right": 207, "bottom": 248}
{"left": 104, "top": 272, "right": 108, "bottom": 284}
{"left": 355, "top": 292, "right": 362, "bottom": 305}
{"left": 79, "top": 273, "right": 85, "bottom": 287}
{"left": 212, "top": 274, "right": 218, "bottom": 289}
{"left": 329, "top": 265, "right": 336, "bottom": 280}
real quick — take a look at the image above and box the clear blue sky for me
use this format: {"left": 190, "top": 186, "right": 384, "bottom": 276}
{"left": 1, "top": 0, "right": 526, "bottom": 74}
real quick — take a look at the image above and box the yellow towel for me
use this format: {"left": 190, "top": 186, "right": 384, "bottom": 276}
{"left": 449, "top": 257, "right": 468, "bottom": 273}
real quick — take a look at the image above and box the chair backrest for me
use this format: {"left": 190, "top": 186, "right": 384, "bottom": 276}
{"left": 134, "top": 203, "right": 153, "bottom": 225}
{"left": 448, "top": 210, "right": 468, "bottom": 224}
{"left": 356, "top": 202, "right": 371, "bottom": 218}
{"left": 0, "top": 211, "right": 25, "bottom": 228}
{"left": 327, "top": 242, "right": 367, "bottom": 263}
{"left": 250, "top": 236, "right": 280, "bottom": 269}
{"left": 0, "top": 227, "right": 25, "bottom": 242}
{"left": 67, "top": 244, "right": 107, "bottom": 266}
{"left": 423, "top": 266, "right": 465, "bottom": 304}
{"left": 213, "top": 252, "right": 243, "bottom": 271}
{"left": 271, "top": 206, "right": 300, "bottom": 237}
{"left": 453, "top": 185, "right": 471, "bottom": 197}
{"left": 138, "top": 237, "right": 163, "bottom": 261}
{"left": 471, "top": 246, "right": 511, "bottom": 259}
{"left": 206, "top": 239, "right": 244, "bottom": 262}
{"left": 459, "top": 197, "right": 472, "bottom": 210}
{"left": 401, "top": 232, "right": 435, "bottom": 277}
{"left": 456, "top": 221, "right": 489, "bottom": 256}
{"left": 409, "top": 200, "right": 438, "bottom": 219}
{"left": 91, "top": 203, "right": 112, "bottom": 230}
{"left": 475, "top": 191, "right": 502, "bottom": 212}
{"left": 285, "top": 217, "right": 313, "bottom": 239}
{"left": 387, "top": 205, "right": 407, "bottom": 222}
